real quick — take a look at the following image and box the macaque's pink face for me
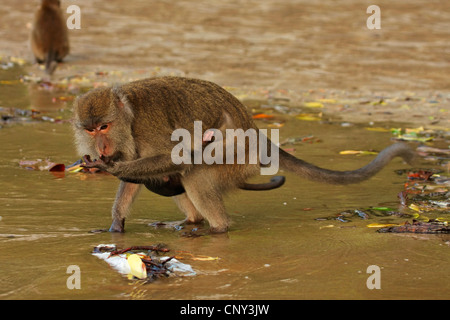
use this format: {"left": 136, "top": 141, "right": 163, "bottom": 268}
{"left": 73, "top": 87, "right": 132, "bottom": 163}
{"left": 84, "top": 122, "right": 114, "bottom": 158}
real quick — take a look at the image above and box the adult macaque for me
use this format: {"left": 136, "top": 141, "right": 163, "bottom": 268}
{"left": 73, "top": 77, "right": 415, "bottom": 233}
{"left": 31, "top": 0, "right": 69, "bottom": 74}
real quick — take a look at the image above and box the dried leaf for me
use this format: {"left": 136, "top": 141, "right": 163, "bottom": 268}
{"left": 252, "top": 113, "right": 274, "bottom": 119}
{"left": 303, "top": 102, "right": 324, "bottom": 108}
{"left": 339, "top": 150, "right": 378, "bottom": 155}
{"left": 407, "top": 170, "right": 434, "bottom": 181}
{"left": 409, "top": 204, "right": 421, "bottom": 212}
{"left": 370, "top": 99, "right": 387, "bottom": 105}
{"left": 296, "top": 113, "right": 322, "bottom": 121}
{"left": 191, "top": 256, "right": 219, "bottom": 261}
{"left": 367, "top": 223, "right": 399, "bottom": 228}
{"left": 370, "top": 207, "right": 395, "bottom": 211}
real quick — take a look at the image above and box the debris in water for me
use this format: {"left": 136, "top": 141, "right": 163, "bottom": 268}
{"left": 339, "top": 150, "right": 378, "bottom": 156}
{"left": 376, "top": 220, "right": 450, "bottom": 234}
{"left": 92, "top": 244, "right": 197, "bottom": 282}
{"left": 19, "top": 159, "right": 65, "bottom": 172}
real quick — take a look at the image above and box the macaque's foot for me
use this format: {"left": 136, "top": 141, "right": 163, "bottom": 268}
{"left": 181, "top": 225, "right": 228, "bottom": 237}
{"left": 150, "top": 219, "right": 227, "bottom": 236}
{"left": 109, "top": 218, "right": 125, "bottom": 233}
{"left": 149, "top": 218, "right": 207, "bottom": 236}
{"left": 209, "top": 226, "right": 229, "bottom": 234}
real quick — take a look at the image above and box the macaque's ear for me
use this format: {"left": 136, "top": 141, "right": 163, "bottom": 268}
{"left": 111, "top": 86, "right": 134, "bottom": 120}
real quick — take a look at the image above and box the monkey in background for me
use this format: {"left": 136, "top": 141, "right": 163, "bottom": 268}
{"left": 31, "top": 0, "right": 69, "bottom": 75}
{"left": 73, "top": 77, "right": 415, "bottom": 234}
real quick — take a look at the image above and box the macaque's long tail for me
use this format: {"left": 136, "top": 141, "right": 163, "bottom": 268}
{"left": 279, "top": 142, "right": 415, "bottom": 185}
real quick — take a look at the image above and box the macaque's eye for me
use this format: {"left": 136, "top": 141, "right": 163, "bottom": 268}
{"left": 85, "top": 128, "right": 95, "bottom": 133}
{"left": 100, "top": 124, "right": 109, "bottom": 131}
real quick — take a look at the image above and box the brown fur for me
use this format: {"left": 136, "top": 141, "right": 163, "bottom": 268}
{"left": 72, "top": 76, "right": 415, "bottom": 233}
{"left": 31, "top": 0, "right": 69, "bottom": 74}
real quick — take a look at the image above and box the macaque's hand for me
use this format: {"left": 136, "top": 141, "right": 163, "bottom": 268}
{"left": 81, "top": 155, "right": 110, "bottom": 172}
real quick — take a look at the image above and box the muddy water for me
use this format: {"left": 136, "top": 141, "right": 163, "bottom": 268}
{"left": 0, "top": 75, "right": 448, "bottom": 300}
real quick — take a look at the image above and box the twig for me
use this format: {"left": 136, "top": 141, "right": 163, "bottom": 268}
{"left": 108, "top": 245, "right": 170, "bottom": 257}
{"left": 161, "top": 256, "right": 175, "bottom": 265}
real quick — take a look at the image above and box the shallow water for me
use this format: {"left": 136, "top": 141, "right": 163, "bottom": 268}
{"left": 0, "top": 73, "right": 448, "bottom": 300}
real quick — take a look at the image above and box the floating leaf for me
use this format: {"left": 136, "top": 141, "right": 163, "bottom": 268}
{"left": 52, "top": 96, "right": 75, "bottom": 103}
{"left": 0, "top": 80, "right": 21, "bottom": 85}
{"left": 367, "top": 223, "right": 399, "bottom": 228}
{"left": 416, "top": 215, "right": 430, "bottom": 222}
{"left": 67, "top": 166, "right": 84, "bottom": 173}
{"left": 296, "top": 113, "right": 322, "bottom": 121}
{"left": 391, "top": 128, "right": 434, "bottom": 142}
{"left": 391, "top": 128, "right": 403, "bottom": 135}
{"left": 339, "top": 150, "right": 378, "bottom": 155}
{"left": 127, "top": 254, "right": 147, "bottom": 280}
{"left": 405, "top": 127, "right": 425, "bottom": 134}
{"left": 252, "top": 113, "right": 274, "bottom": 119}
{"left": 394, "top": 135, "right": 433, "bottom": 143}
{"left": 370, "top": 207, "right": 395, "bottom": 211}
{"left": 370, "top": 99, "right": 387, "bottom": 105}
{"left": 407, "top": 170, "right": 434, "bottom": 181}
{"left": 303, "top": 102, "right": 324, "bottom": 108}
